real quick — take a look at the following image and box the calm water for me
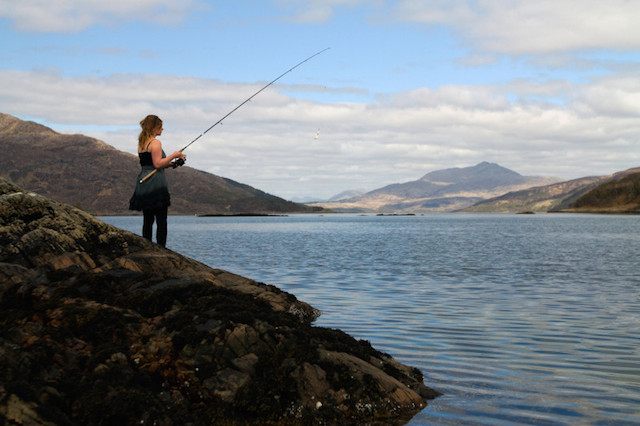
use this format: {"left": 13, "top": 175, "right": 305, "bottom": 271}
{"left": 101, "top": 214, "right": 640, "bottom": 425}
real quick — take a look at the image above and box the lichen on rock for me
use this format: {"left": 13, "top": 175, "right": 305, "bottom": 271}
{"left": 0, "top": 177, "right": 440, "bottom": 425}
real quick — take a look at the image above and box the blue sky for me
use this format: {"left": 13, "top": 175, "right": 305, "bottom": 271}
{"left": 1, "top": 0, "right": 639, "bottom": 201}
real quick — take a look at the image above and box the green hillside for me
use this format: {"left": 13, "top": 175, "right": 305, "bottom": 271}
{"left": 569, "top": 172, "right": 640, "bottom": 213}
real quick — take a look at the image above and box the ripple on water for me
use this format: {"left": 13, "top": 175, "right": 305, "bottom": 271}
{"left": 100, "top": 214, "right": 640, "bottom": 425}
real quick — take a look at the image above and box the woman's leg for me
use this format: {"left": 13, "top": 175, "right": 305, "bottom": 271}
{"left": 142, "top": 209, "right": 155, "bottom": 241}
{"left": 155, "top": 206, "right": 168, "bottom": 247}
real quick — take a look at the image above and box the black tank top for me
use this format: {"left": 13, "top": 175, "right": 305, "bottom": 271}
{"left": 138, "top": 151, "right": 153, "bottom": 166}
{"left": 139, "top": 141, "right": 154, "bottom": 166}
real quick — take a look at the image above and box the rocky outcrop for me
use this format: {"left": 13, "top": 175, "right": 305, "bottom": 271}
{"left": 0, "top": 177, "right": 439, "bottom": 425}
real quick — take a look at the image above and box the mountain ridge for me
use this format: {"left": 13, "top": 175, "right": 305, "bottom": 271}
{"left": 0, "top": 113, "right": 321, "bottom": 215}
{"left": 311, "top": 162, "right": 561, "bottom": 213}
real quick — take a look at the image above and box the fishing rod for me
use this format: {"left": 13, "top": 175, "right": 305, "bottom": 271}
{"left": 140, "top": 47, "right": 330, "bottom": 183}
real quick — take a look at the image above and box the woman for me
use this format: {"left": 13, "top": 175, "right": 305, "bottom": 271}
{"left": 129, "top": 115, "right": 186, "bottom": 247}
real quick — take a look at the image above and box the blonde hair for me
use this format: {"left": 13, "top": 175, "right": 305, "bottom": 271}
{"left": 138, "top": 115, "right": 162, "bottom": 151}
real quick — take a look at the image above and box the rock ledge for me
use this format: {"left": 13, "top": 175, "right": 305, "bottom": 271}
{"left": 0, "top": 177, "right": 439, "bottom": 425}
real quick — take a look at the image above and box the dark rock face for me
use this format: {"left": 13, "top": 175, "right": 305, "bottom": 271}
{"left": 0, "top": 177, "right": 439, "bottom": 425}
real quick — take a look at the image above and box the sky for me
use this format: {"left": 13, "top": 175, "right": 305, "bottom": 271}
{"left": 1, "top": 0, "right": 639, "bottom": 201}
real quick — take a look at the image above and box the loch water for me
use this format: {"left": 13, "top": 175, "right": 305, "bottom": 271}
{"left": 101, "top": 213, "right": 640, "bottom": 425}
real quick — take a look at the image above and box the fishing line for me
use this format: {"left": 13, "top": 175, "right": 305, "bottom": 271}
{"left": 140, "top": 47, "right": 330, "bottom": 183}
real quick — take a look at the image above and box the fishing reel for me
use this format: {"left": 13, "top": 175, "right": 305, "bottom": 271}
{"left": 172, "top": 158, "right": 186, "bottom": 168}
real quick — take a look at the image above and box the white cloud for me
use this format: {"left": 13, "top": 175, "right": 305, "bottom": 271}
{"left": 574, "top": 75, "right": 640, "bottom": 118}
{"left": 456, "top": 54, "right": 500, "bottom": 67}
{"left": 5, "top": 0, "right": 640, "bottom": 57}
{"left": 2, "top": 69, "right": 638, "bottom": 199}
{"left": 0, "top": 0, "right": 207, "bottom": 32}
{"left": 394, "top": 0, "right": 640, "bottom": 54}
{"left": 273, "top": 0, "right": 374, "bottom": 23}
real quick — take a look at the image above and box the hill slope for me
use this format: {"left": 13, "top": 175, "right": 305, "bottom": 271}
{"left": 310, "top": 162, "right": 560, "bottom": 212}
{"left": 461, "top": 167, "right": 640, "bottom": 213}
{"left": 567, "top": 171, "right": 640, "bottom": 213}
{"left": 0, "top": 113, "right": 319, "bottom": 215}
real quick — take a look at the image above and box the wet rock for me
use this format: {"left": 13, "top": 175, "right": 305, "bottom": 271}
{"left": 0, "top": 177, "right": 440, "bottom": 425}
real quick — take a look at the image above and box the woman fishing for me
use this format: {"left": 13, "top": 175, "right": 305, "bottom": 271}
{"left": 129, "top": 115, "right": 186, "bottom": 247}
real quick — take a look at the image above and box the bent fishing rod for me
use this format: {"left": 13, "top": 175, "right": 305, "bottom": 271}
{"left": 140, "top": 47, "right": 330, "bottom": 183}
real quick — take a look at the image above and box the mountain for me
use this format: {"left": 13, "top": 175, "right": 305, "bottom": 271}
{"left": 461, "top": 167, "right": 640, "bottom": 213}
{"left": 0, "top": 113, "right": 321, "bottom": 215}
{"left": 327, "top": 188, "right": 367, "bottom": 201}
{"left": 309, "top": 162, "right": 561, "bottom": 213}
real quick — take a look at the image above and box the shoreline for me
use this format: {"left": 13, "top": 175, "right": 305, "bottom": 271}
{"left": 0, "top": 177, "right": 440, "bottom": 425}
